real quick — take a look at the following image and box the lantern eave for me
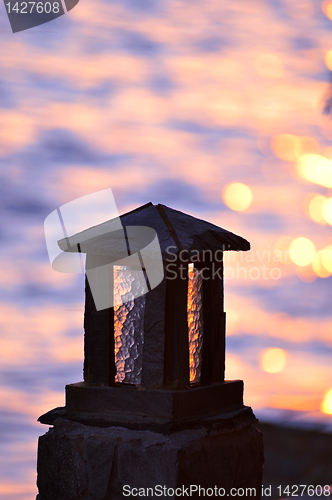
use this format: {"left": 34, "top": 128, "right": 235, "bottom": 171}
{"left": 57, "top": 202, "right": 250, "bottom": 257}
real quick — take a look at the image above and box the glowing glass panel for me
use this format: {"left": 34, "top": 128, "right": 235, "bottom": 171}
{"left": 188, "top": 264, "right": 204, "bottom": 384}
{"left": 114, "top": 266, "right": 146, "bottom": 384}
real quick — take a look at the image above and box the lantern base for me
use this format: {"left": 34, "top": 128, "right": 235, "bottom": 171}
{"left": 56, "top": 379, "right": 244, "bottom": 427}
{"left": 37, "top": 405, "right": 263, "bottom": 500}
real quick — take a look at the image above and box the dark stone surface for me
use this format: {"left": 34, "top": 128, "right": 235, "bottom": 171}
{"left": 37, "top": 424, "right": 87, "bottom": 500}
{"left": 36, "top": 414, "right": 263, "bottom": 500}
{"left": 163, "top": 262, "right": 190, "bottom": 389}
{"left": 177, "top": 423, "right": 263, "bottom": 499}
{"left": 141, "top": 276, "right": 167, "bottom": 388}
{"left": 116, "top": 438, "right": 178, "bottom": 491}
{"left": 64, "top": 380, "right": 244, "bottom": 425}
{"left": 39, "top": 405, "right": 256, "bottom": 434}
{"left": 161, "top": 203, "right": 250, "bottom": 253}
{"left": 201, "top": 264, "right": 225, "bottom": 385}
{"left": 58, "top": 202, "right": 250, "bottom": 259}
{"left": 84, "top": 272, "right": 114, "bottom": 385}
{"left": 85, "top": 436, "right": 115, "bottom": 498}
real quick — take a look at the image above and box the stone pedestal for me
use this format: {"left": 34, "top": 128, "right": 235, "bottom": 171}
{"left": 64, "top": 380, "right": 244, "bottom": 426}
{"left": 36, "top": 407, "right": 264, "bottom": 500}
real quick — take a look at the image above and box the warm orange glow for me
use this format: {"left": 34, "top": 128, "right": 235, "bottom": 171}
{"left": 226, "top": 309, "right": 239, "bottom": 335}
{"left": 187, "top": 264, "right": 203, "bottom": 383}
{"left": 272, "top": 134, "right": 300, "bottom": 161}
{"left": 260, "top": 348, "right": 287, "bottom": 373}
{"left": 269, "top": 394, "right": 320, "bottom": 412}
{"left": 299, "top": 136, "right": 320, "bottom": 156}
{"left": 327, "top": 4, "right": 332, "bottom": 19}
{"left": 296, "top": 264, "right": 317, "bottom": 283}
{"left": 322, "top": 0, "right": 332, "bottom": 20}
{"left": 325, "top": 50, "right": 332, "bottom": 71}
{"left": 0, "top": 483, "right": 38, "bottom": 495}
{"left": 321, "top": 388, "right": 332, "bottom": 414}
{"left": 304, "top": 193, "right": 328, "bottom": 224}
{"left": 289, "top": 237, "right": 316, "bottom": 267}
{"left": 223, "top": 182, "right": 252, "bottom": 211}
{"left": 255, "top": 53, "right": 283, "bottom": 79}
{"left": 321, "top": 247, "right": 332, "bottom": 272}
{"left": 272, "top": 135, "right": 319, "bottom": 162}
{"left": 297, "top": 154, "right": 332, "bottom": 188}
{"left": 323, "top": 197, "right": 332, "bottom": 225}
{"left": 312, "top": 250, "right": 332, "bottom": 278}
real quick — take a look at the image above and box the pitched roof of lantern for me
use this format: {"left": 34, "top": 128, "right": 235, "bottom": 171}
{"left": 58, "top": 202, "right": 250, "bottom": 259}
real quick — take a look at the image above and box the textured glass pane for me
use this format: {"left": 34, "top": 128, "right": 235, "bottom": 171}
{"left": 114, "top": 266, "right": 146, "bottom": 384}
{"left": 188, "top": 264, "right": 203, "bottom": 384}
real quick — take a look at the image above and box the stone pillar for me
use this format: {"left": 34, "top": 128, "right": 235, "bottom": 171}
{"left": 36, "top": 408, "right": 264, "bottom": 500}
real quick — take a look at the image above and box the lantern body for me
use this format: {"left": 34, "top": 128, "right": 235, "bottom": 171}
{"left": 56, "top": 203, "right": 251, "bottom": 426}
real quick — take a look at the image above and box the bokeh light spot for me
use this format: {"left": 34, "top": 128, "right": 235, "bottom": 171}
{"left": 325, "top": 50, "right": 332, "bottom": 71}
{"left": 289, "top": 237, "right": 316, "bottom": 267}
{"left": 321, "top": 247, "right": 332, "bottom": 272}
{"left": 327, "top": 3, "right": 332, "bottom": 18}
{"left": 304, "top": 193, "right": 328, "bottom": 225}
{"left": 299, "top": 136, "right": 320, "bottom": 156}
{"left": 260, "top": 348, "right": 287, "bottom": 373}
{"left": 323, "top": 197, "right": 332, "bottom": 225}
{"left": 322, "top": 0, "right": 332, "bottom": 20}
{"left": 272, "top": 135, "right": 319, "bottom": 162}
{"left": 272, "top": 134, "right": 300, "bottom": 161}
{"left": 321, "top": 388, "right": 332, "bottom": 414}
{"left": 312, "top": 250, "right": 332, "bottom": 278}
{"left": 223, "top": 183, "right": 252, "bottom": 211}
{"left": 255, "top": 53, "right": 284, "bottom": 79}
{"left": 296, "top": 264, "right": 317, "bottom": 282}
{"left": 297, "top": 154, "right": 332, "bottom": 188}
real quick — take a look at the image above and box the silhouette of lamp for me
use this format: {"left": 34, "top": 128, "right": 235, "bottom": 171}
{"left": 41, "top": 202, "right": 250, "bottom": 426}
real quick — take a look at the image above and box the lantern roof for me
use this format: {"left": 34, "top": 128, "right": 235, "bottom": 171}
{"left": 58, "top": 202, "right": 250, "bottom": 258}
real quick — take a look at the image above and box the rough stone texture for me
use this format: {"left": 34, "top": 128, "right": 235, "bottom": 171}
{"left": 177, "top": 424, "right": 264, "bottom": 499}
{"left": 37, "top": 423, "right": 88, "bottom": 500}
{"left": 65, "top": 380, "right": 244, "bottom": 425}
{"left": 140, "top": 276, "right": 167, "bottom": 388}
{"left": 36, "top": 415, "right": 263, "bottom": 500}
{"left": 84, "top": 273, "right": 114, "bottom": 386}
{"left": 201, "top": 264, "right": 225, "bottom": 385}
{"left": 163, "top": 261, "right": 190, "bottom": 389}
{"left": 85, "top": 436, "right": 115, "bottom": 498}
{"left": 59, "top": 202, "right": 250, "bottom": 260}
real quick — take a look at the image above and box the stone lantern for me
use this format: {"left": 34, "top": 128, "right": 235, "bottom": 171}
{"left": 37, "top": 203, "right": 263, "bottom": 500}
